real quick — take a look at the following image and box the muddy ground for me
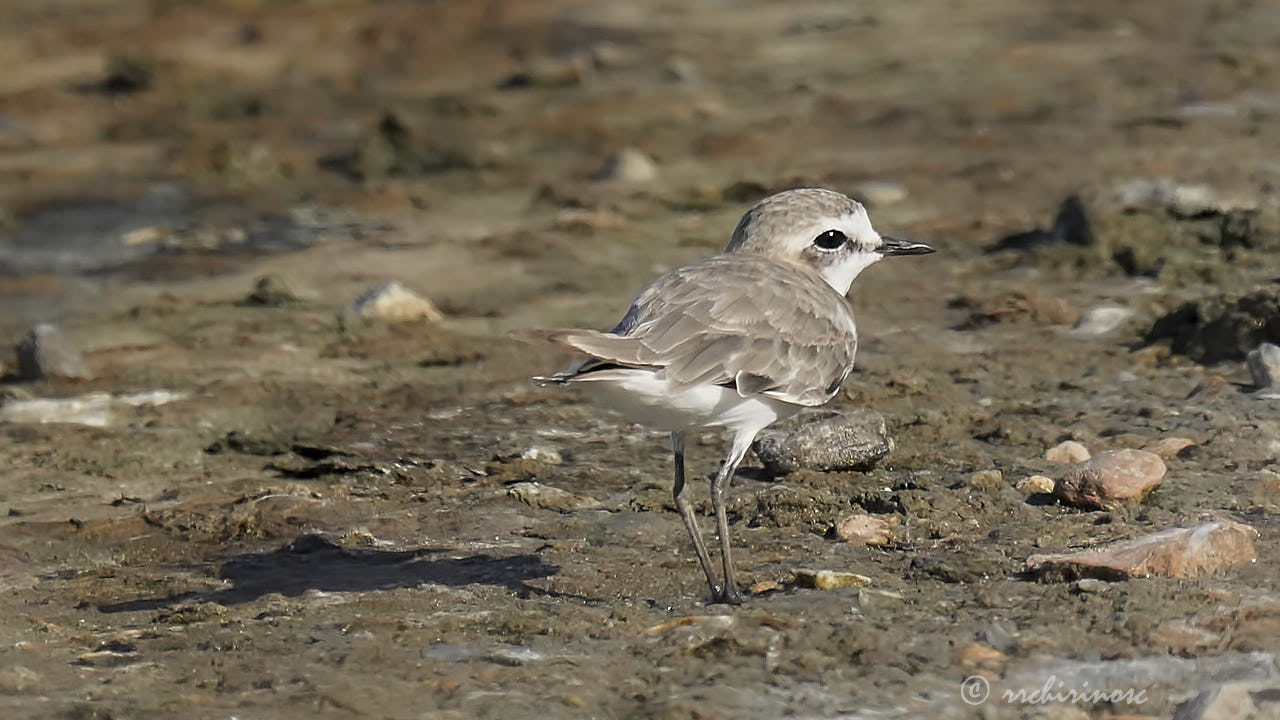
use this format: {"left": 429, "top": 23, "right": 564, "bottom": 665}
{"left": 2, "top": 1, "right": 1280, "bottom": 718}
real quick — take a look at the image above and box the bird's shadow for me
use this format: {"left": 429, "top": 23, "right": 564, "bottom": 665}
{"left": 97, "top": 533, "right": 560, "bottom": 613}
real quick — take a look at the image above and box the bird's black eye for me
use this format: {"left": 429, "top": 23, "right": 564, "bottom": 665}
{"left": 813, "top": 229, "right": 847, "bottom": 250}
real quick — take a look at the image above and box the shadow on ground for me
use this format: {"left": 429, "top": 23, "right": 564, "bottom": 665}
{"left": 97, "top": 534, "right": 559, "bottom": 612}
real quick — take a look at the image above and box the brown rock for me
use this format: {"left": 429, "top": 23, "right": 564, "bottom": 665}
{"left": 1148, "top": 437, "right": 1196, "bottom": 459}
{"left": 1045, "top": 440, "right": 1091, "bottom": 464}
{"left": 749, "top": 580, "right": 782, "bottom": 595}
{"left": 955, "top": 642, "right": 1007, "bottom": 669}
{"left": 833, "top": 513, "right": 898, "bottom": 546}
{"left": 1025, "top": 520, "right": 1259, "bottom": 581}
{"left": 1053, "top": 449, "right": 1166, "bottom": 509}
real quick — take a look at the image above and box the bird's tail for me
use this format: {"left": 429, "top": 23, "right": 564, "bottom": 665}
{"left": 508, "top": 327, "right": 644, "bottom": 385}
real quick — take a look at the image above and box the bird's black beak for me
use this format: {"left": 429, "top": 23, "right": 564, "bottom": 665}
{"left": 879, "top": 236, "right": 936, "bottom": 256}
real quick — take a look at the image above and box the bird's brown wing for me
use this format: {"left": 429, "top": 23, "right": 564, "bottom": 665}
{"left": 516, "top": 254, "right": 858, "bottom": 407}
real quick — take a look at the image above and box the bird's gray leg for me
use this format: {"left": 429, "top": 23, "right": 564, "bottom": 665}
{"left": 670, "top": 431, "right": 721, "bottom": 599}
{"left": 710, "top": 434, "right": 754, "bottom": 605}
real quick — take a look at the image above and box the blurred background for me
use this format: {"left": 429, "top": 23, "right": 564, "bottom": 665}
{"left": 2, "top": 1, "right": 1279, "bottom": 718}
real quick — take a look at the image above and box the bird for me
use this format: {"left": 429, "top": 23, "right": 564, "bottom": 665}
{"left": 513, "top": 187, "right": 934, "bottom": 603}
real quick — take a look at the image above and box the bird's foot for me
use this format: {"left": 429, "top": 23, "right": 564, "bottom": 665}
{"left": 710, "top": 585, "right": 744, "bottom": 605}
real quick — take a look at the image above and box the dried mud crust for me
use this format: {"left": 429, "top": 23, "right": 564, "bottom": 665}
{"left": 2, "top": 0, "right": 1280, "bottom": 719}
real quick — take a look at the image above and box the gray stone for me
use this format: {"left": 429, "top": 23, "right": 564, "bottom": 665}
{"left": 594, "top": 147, "right": 658, "bottom": 183}
{"left": 507, "top": 482, "right": 603, "bottom": 513}
{"left": 1002, "top": 652, "right": 1278, "bottom": 712}
{"left": 13, "top": 324, "right": 92, "bottom": 381}
{"left": 499, "top": 56, "right": 588, "bottom": 89}
{"left": 833, "top": 513, "right": 897, "bottom": 546}
{"left": 1173, "top": 683, "right": 1277, "bottom": 720}
{"left": 1070, "top": 306, "right": 1134, "bottom": 336}
{"left": 1112, "top": 178, "right": 1242, "bottom": 218}
{"left": 1248, "top": 343, "right": 1280, "bottom": 389}
{"left": 521, "top": 446, "right": 563, "bottom": 465}
{"left": 752, "top": 408, "right": 892, "bottom": 475}
{"left": 242, "top": 274, "right": 301, "bottom": 307}
{"left": 663, "top": 56, "right": 700, "bottom": 83}
{"left": 341, "top": 281, "right": 443, "bottom": 325}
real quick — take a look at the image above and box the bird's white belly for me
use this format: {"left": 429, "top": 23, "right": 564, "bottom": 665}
{"left": 570, "top": 369, "right": 799, "bottom": 434}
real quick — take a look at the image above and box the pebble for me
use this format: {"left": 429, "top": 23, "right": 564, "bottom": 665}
{"left": 507, "top": 482, "right": 603, "bottom": 513}
{"left": 75, "top": 649, "right": 139, "bottom": 668}
{"left": 853, "top": 180, "right": 908, "bottom": 207}
{"left": 242, "top": 274, "right": 301, "bottom": 307}
{"left": 1173, "top": 683, "right": 1274, "bottom": 720}
{"left": 13, "top": 324, "right": 93, "bottom": 381}
{"left": 1148, "top": 437, "right": 1197, "bottom": 459}
{"left": 792, "top": 569, "right": 872, "bottom": 590}
{"left": 587, "top": 42, "right": 632, "bottom": 70}
{"left": 1016, "top": 475, "right": 1056, "bottom": 495}
{"left": 752, "top": 408, "right": 892, "bottom": 475}
{"left": 1150, "top": 619, "right": 1222, "bottom": 654}
{"left": 1045, "top": 440, "right": 1091, "bottom": 464}
{"left": 1069, "top": 306, "right": 1134, "bottom": 337}
{"left": 1025, "top": 520, "right": 1259, "bottom": 581}
{"left": 521, "top": 447, "right": 563, "bottom": 465}
{"left": 1072, "top": 578, "right": 1109, "bottom": 594}
{"left": 749, "top": 580, "right": 782, "bottom": 594}
{"left": 1166, "top": 183, "right": 1223, "bottom": 218}
{"left": 483, "top": 646, "right": 547, "bottom": 667}
{"left": 955, "top": 642, "right": 1007, "bottom": 668}
{"left": 1053, "top": 449, "right": 1166, "bottom": 509}
{"left": 663, "top": 56, "right": 700, "bottom": 83}
{"left": 499, "top": 56, "right": 587, "bottom": 89}
{"left": 965, "top": 469, "right": 1004, "bottom": 492}
{"left": 1247, "top": 343, "right": 1280, "bottom": 389}
{"left": 341, "top": 281, "right": 443, "bottom": 325}
{"left": 1112, "top": 179, "right": 1242, "bottom": 218}
{"left": 594, "top": 147, "right": 658, "bottom": 183}
{"left": 833, "top": 513, "right": 897, "bottom": 546}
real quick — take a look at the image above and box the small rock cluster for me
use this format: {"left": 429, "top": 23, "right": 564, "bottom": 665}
{"left": 1053, "top": 448, "right": 1166, "bottom": 510}
{"left": 1032, "top": 440, "right": 1181, "bottom": 509}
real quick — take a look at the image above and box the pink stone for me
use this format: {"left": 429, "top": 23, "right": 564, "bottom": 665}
{"left": 1053, "top": 449, "right": 1166, "bottom": 509}
{"left": 1026, "top": 521, "right": 1258, "bottom": 581}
